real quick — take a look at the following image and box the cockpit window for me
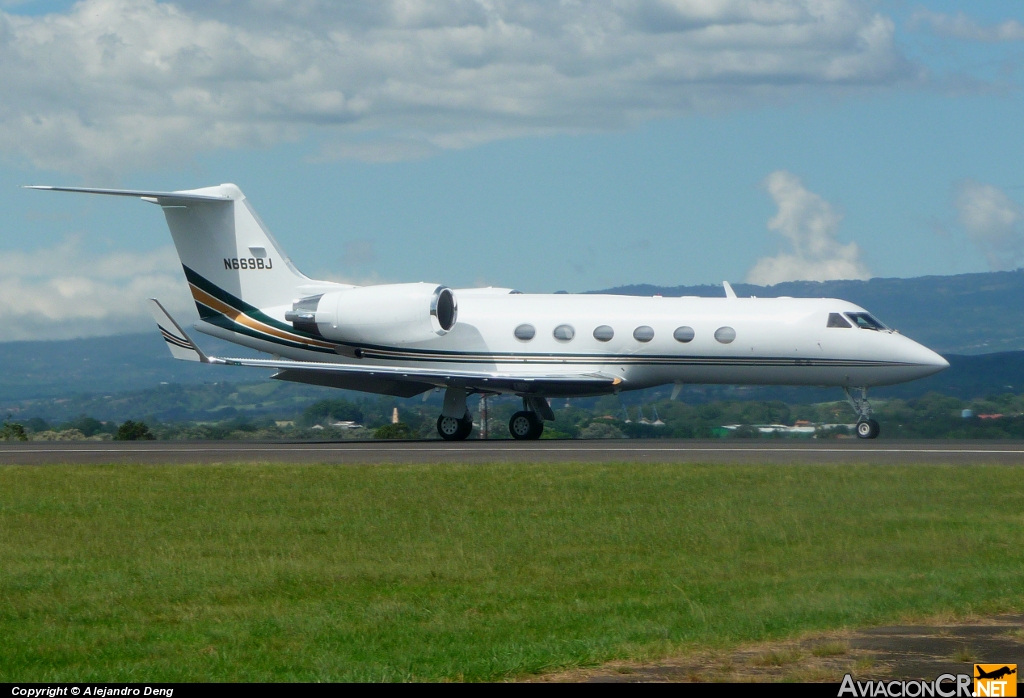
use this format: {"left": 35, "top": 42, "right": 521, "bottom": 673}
{"left": 827, "top": 313, "right": 852, "bottom": 328}
{"left": 844, "top": 312, "right": 888, "bottom": 331}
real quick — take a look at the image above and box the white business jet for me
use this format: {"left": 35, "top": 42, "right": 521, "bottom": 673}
{"left": 27, "top": 183, "right": 948, "bottom": 440}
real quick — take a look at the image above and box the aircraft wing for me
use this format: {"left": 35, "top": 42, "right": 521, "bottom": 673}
{"left": 210, "top": 354, "right": 622, "bottom": 392}
{"left": 147, "top": 298, "right": 622, "bottom": 396}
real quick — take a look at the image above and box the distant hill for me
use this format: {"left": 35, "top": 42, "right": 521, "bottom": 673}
{"left": 0, "top": 332, "right": 263, "bottom": 402}
{"left": 592, "top": 269, "right": 1024, "bottom": 355}
{"left": 5, "top": 350, "right": 1024, "bottom": 425}
{"left": 2, "top": 379, "right": 342, "bottom": 424}
{"left": 879, "top": 351, "right": 1024, "bottom": 399}
{"left": 653, "top": 350, "right": 1024, "bottom": 405}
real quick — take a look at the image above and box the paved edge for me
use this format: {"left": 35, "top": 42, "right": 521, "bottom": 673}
{"left": 3, "top": 440, "right": 1024, "bottom": 465}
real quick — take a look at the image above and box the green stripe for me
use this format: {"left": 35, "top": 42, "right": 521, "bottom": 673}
{"left": 195, "top": 302, "right": 336, "bottom": 355}
{"left": 183, "top": 265, "right": 321, "bottom": 339}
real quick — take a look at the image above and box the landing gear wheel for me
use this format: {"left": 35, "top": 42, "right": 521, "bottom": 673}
{"left": 509, "top": 411, "right": 544, "bottom": 440}
{"left": 437, "top": 413, "right": 474, "bottom": 441}
{"left": 856, "top": 418, "right": 880, "bottom": 439}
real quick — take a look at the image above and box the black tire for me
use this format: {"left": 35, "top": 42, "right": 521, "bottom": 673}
{"left": 528, "top": 413, "right": 544, "bottom": 440}
{"left": 455, "top": 413, "right": 474, "bottom": 440}
{"left": 856, "top": 419, "right": 880, "bottom": 439}
{"left": 509, "top": 411, "right": 543, "bottom": 440}
{"left": 509, "top": 411, "right": 533, "bottom": 440}
{"left": 437, "top": 414, "right": 469, "bottom": 441}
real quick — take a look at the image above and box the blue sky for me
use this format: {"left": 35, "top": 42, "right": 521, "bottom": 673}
{"left": 1, "top": 0, "right": 1023, "bottom": 339}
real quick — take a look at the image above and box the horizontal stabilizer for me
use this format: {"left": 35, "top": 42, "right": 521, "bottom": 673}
{"left": 147, "top": 299, "right": 208, "bottom": 363}
{"left": 24, "top": 185, "right": 231, "bottom": 203}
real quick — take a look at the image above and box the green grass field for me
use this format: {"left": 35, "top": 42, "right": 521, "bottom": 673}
{"left": 1, "top": 462, "right": 1022, "bottom": 681}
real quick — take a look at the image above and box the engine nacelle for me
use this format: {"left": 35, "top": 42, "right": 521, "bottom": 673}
{"left": 287, "top": 283, "right": 457, "bottom": 346}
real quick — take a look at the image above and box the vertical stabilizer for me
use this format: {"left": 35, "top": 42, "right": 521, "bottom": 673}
{"left": 158, "top": 184, "right": 308, "bottom": 312}
{"left": 26, "top": 183, "right": 311, "bottom": 313}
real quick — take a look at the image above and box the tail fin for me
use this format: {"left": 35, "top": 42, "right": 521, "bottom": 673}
{"left": 160, "top": 184, "right": 310, "bottom": 313}
{"left": 26, "top": 183, "right": 309, "bottom": 312}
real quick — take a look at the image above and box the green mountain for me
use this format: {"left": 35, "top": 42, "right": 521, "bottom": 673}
{"left": 3, "top": 380, "right": 342, "bottom": 425}
{"left": 4, "top": 349, "right": 1024, "bottom": 426}
{"left": 651, "top": 350, "right": 1024, "bottom": 405}
{"left": 0, "top": 332, "right": 263, "bottom": 402}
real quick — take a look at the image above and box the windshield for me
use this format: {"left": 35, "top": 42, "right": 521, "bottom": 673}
{"left": 844, "top": 312, "right": 888, "bottom": 331}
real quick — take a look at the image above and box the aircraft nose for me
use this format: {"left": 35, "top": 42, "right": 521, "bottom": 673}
{"left": 900, "top": 337, "right": 949, "bottom": 377}
{"left": 930, "top": 351, "right": 951, "bottom": 371}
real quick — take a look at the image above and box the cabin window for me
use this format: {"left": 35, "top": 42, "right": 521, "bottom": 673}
{"left": 673, "top": 326, "right": 695, "bottom": 343}
{"left": 593, "top": 325, "right": 614, "bottom": 342}
{"left": 844, "top": 312, "right": 888, "bottom": 331}
{"left": 714, "top": 326, "right": 736, "bottom": 344}
{"left": 514, "top": 324, "right": 536, "bottom": 341}
{"left": 827, "top": 313, "right": 852, "bottom": 328}
{"left": 633, "top": 326, "right": 655, "bottom": 342}
{"left": 553, "top": 324, "right": 575, "bottom": 341}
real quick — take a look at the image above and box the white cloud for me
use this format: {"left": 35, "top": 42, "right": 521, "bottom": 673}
{"left": 745, "top": 170, "right": 871, "bottom": 285}
{"left": 955, "top": 180, "right": 1024, "bottom": 271}
{"left": 0, "top": 0, "right": 910, "bottom": 173}
{"left": 0, "top": 239, "right": 196, "bottom": 341}
{"left": 910, "top": 9, "right": 1024, "bottom": 43}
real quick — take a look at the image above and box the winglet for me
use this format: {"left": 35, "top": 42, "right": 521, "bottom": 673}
{"left": 723, "top": 281, "right": 737, "bottom": 299}
{"left": 147, "top": 299, "right": 209, "bottom": 363}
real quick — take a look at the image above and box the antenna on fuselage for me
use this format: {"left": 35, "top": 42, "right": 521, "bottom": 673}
{"left": 723, "top": 281, "right": 737, "bottom": 299}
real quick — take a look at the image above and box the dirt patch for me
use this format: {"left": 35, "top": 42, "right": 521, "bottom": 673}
{"left": 529, "top": 614, "right": 1024, "bottom": 683}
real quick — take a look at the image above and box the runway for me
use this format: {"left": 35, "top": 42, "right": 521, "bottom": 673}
{"left": 3, "top": 439, "right": 1024, "bottom": 465}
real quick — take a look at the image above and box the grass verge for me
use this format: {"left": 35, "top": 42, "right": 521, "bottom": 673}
{"left": 1, "top": 462, "right": 1022, "bottom": 681}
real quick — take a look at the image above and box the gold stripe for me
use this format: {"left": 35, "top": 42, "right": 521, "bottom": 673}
{"left": 189, "top": 284, "right": 337, "bottom": 350}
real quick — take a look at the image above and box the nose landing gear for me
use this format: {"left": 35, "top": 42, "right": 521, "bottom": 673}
{"left": 845, "top": 387, "right": 880, "bottom": 439}
{"left": 856, "top": 418, "right": 880, "bottom": 439}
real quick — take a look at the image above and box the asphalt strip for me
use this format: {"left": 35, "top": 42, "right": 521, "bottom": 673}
{"left": 3, "top": 440, "right": 1024, "bottom": 465}
{"left": 3, "top": 445, "right": 1024, "bottom": 454}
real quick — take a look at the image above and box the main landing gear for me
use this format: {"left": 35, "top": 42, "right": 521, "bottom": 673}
{"left": 845, "top": 387, "right": 880, "bottom": 439}
{"left": 509, "top": 411, "right": 544, "bottom": 440}
{"left": 437, "top": 413, "right": 473, "bottom": 441}
{"left": 436, "top": 387, "right": 475, "bottom": 441}
{"left": 434, "top": 389, "right": 555, "bottom": 441}
{"left": 508, "top": 395, "right": 554, "bottom": 440}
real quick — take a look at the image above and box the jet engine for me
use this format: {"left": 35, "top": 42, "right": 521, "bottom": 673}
{"left": 286, "top": 283, "right": 457, "bottom": 346}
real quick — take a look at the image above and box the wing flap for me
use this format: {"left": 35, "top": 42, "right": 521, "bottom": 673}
{"left": 271, "top": 369, "right": 434, "bottom": 398}
{"left": 211, "top": 354, "right": 622, "bottom": 382}
{"left": 211, "top": 355, "right": 622, "bottom": 393}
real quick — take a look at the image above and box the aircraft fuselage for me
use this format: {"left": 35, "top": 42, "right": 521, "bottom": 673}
{"left": 196, "top": 290, "right": 948, "bottom": 397}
